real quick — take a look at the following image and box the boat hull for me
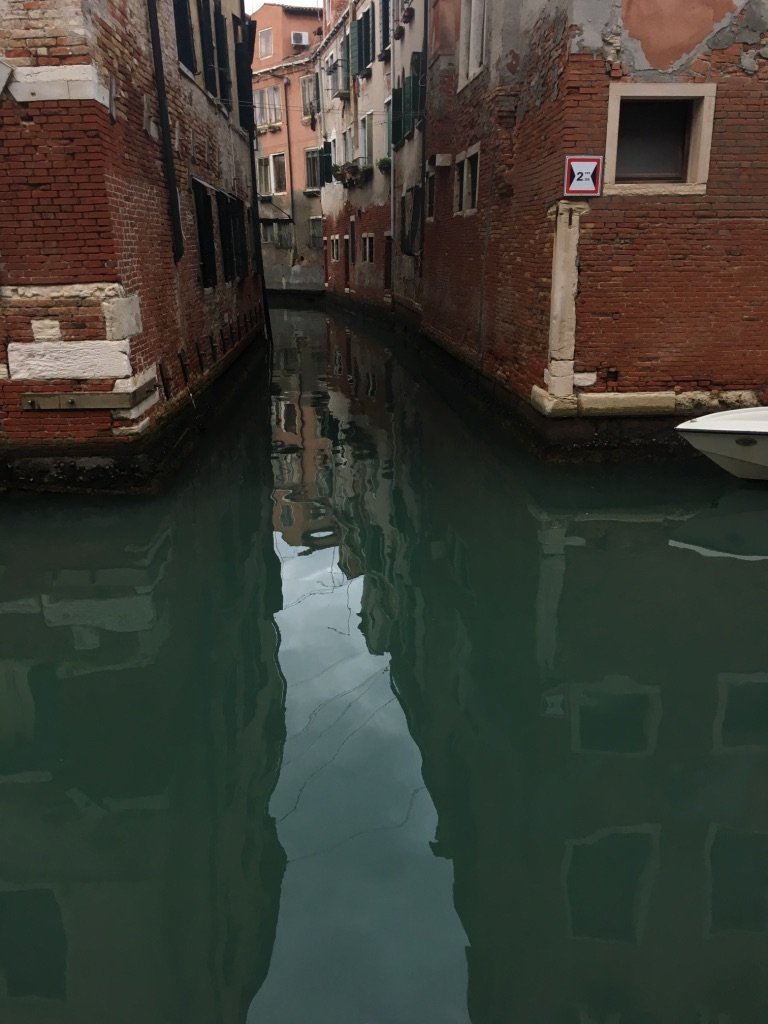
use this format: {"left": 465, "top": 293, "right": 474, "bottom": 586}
{"left": 677, "top": 408, "right": 768, "bottom": 480}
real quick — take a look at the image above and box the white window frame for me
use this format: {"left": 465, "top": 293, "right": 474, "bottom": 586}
{"left": 457, "top": 0, "right": 485, "bottom": 91}
{"left": 259, "top": 28, "right": 273, "bottom": 58}
{"left": 305, "top": 147, "right": 322, "bottom": 190}
{"left": 361, "top": 233, "right": 374, "bottom": 262}
{"left": 254, "top": 85, "right": 282, "bottom": 127}
{"left": 453, "top": 143, "right": 480, "bottom": 216}
{"left": 300, "top": 74, "right": 318, "bottom": 118}
{"left": 604, "top": 83, "right": 717, "bottom": 196}
{"left": 331, "top": 234, "right": 340, "bottom": 261}
{"left": 359, "top": 111, "right": 374, "bottom": 165}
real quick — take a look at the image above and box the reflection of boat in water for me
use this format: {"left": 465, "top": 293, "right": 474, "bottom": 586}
{"left": 676, "top": 408, "right": 768, "bottom": 480}
{"left": 669, "top": 494, "right": 768, "bottom": 561}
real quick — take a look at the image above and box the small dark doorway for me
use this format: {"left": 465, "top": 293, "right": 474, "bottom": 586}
{"left": 384, "top": 235, "right": 392, "bottom": 291}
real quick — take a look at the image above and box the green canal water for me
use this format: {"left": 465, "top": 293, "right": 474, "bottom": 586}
{"left": 1, "top": 307, "right": 767, "bottom": 1023}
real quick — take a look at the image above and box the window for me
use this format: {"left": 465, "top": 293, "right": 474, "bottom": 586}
{"left": 605, "top": 83, "right": 717, "bottom": 195}
{"left": 381, "top": 0, "right": 390, "bottom": 50}
{"left": 343, "top": 127, "right": 353, "bottom": 163}
{"left": 300, "top": 74, "right": 319, "bottom": 118}
{"left": 305, "top": 148, "right": 322, "bottom": 189}
{"left": 192, "top": 180, "right": 217, "bottom": 288}
{"left": 426, "top": 170, "right": 435, "bottom": 219}
{"left": 216, "top": 191, "right": 235, "bottom": 281}
{"left": 275, "top": 221, "right": 292, "bottom": 248}
{"left": 257, "top": 156, "right": 271, "bottom": 194}
{"left": 326, "top": 53, "right": 339, "bottom": 96}
{"left": 261, "top": 220, "right": 275, "bottom": 243}
{"left": 309, "top": 217, "right": 323, "bottom": 248}
{"left": 454, "top": 145, "right": 479, "bottom": 214}
{"left": 198, "top": 0, "right": 217, "bottom": 95}
{"left": 458, "top": 0, "right": 485, "bottom": 88}
{"left": 360, "top": 111, "right": 373, "bottom": 164}
{"left": 173, "top": 0, "right": 197, "bottom": 71}
{"left": 257, "top": 153, "right": 286, "bottom": 194}
{"left": 254, "top": 85, "right": 281, "bottom": 126}
{"left": 272, "top": 153, "right": 286, "bottom": 193}
{"left": 352, "top": 7, "right": 374, "bottom": 74}
{"left": 454, "top": 159, "right": 465, "bottom": 213}
{"left": 362, "top": 234, "right": 374, "bottom": 262}
{"left": 213, "top": 0, "right": 231, "bottom": 109}
{"left": 350, "top": 218, "right": 356, "bottom": 263}
{"left": 331, "top": 235, "right": 340, "bottom": 261}
{"left": 385, "top": 97, "right": 391, "bottom": 154}
{"left": 259, "top": 28, "right": 273, "bottom": 58}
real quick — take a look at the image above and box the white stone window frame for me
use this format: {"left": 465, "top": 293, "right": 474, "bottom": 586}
{"left": 330, "top": 234, "right": 341, "bottom": 262}
{"left": 457, "top": 0, "right": 486, "bottom": 92}
{"left": 361, "top": 233, "right": 374, "bottom": 262}
{"left": 604, "top": 82, "right": 717, "bottom": 197}
{"left": 453, "top": 143, "right": 480, "bottom": 216}
{"left": 270, "top": 152, "right": 288, "bottom": 195}
{"left": 259, "top": 28, "right": 273, "bottom": 59}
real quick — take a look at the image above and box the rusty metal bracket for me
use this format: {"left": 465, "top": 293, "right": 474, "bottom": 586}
{"left": 22, "top": 378, "right": 158, "bottom": 411}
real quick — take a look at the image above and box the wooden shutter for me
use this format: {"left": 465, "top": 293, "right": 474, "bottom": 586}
{"left": 173, "top": 0, "right": 197, "bottom": 71}
{"left": 197, "top": 0, "right": 217, "bottom": 95}
{"left": 214, "top": 1, "right": 231, "bottom": 109}
{"left": 322, "top": 139, "right": 333, "bottom": 182}
{"left": 391, "top": 86, "right": 403, "bottom": 145}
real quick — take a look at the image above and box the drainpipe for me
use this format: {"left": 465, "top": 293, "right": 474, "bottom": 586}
{"left": 146, "top": 0, "right": 184, "bottom": 262}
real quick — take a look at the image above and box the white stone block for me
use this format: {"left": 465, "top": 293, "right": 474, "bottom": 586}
{"left": 578, "top": 391, "right": 676, "bottom": 417}
{"left": 102, "top": 294, "right": 143, "bottom": 340}
{"left": 8, "top": 341, "right": 132, "bottom": 380}
{"left": 549, "top": 374, "right": 574, "bottom": 398}
{"left": 574, "top": 371, "right": 598, "bottom": 388}
{"left": 30, "top": 319, "right": 62, "bottom": 343}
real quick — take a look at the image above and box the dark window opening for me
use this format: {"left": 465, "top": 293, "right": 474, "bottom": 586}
{"left": 173, "top": 0, "right": 197, "bottom": 71}
{"left": 193, "top": 180, "right": 218, "bottom": 288}
{"left": 456, "top": 160, "right": 465, "bottom": 212}
{"left": 350, "top": 219, "right": 356, "bottom": 264}
{"left": 196, "top": 0, "right": 218, "bottom": 95}
{"left": 305, "top": 148, "right": 322, "bottom": 189}
{"left": 426, "top": 173, "right": 435, "bottom": 218}
{"left": 214, "top": 0, "right": 232, "bottom": 110}
{"left": 467, "top": 152, "right": 479, "bottom": 208}
{"left": 381, "top": 0, "right": 390, "bottom": 50}
{"left": 231, "top": 198, "right": 248, "bottom": 278}
{"left": 616, "top": 99, "right": 693, "bottom": 182}
{"left": 217, "top": 191, "right": 235, "bottom": 281}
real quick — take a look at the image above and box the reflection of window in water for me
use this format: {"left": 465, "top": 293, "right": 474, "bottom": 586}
{"left": 334, "top": 349, "right": 343, "bottom": 375}
{"left": 709, "top": 826, "right": 768, "bottom": 933}
{"left": 280, "top": 504, "right": 295, "bottom": 528}
{"left": 316, "top": 464, "right": 333, "bottom": 498}
{"left": 565, "top": 828, "right": 657, "bottom": 942}
{"left": 367, "top": 372, "right": 376, "bottom": 397}
{"left": 0, "top": 889, "right": 66, "bottom": 998}
{"left": 572, "top": 679, "right": 660, "bottom": 756}
{"left": 282, "top": 402, "right": 297, "bottom": 436}
{"left": 279, "top": 348, "right": 299, "bottom": 373}
{"left": 715, "top": 675, "right": 768, "bottom": 750}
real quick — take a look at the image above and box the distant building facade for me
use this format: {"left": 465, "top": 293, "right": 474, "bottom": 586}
{"left": 316, "top": 0, "right": 394, "bottom": 307}
{"left": 0, "top": 0, "right": 266, "bottom": 485}
{"left": 252, "top": 3, "right": 326, "bottom": 292}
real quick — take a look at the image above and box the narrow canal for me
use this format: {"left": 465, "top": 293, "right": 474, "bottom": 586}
{"left": 1, "top": 306, "right": 767, "bottom": 1023}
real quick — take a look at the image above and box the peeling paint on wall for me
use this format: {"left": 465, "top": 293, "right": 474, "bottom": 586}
{"left": 623, "top": 0, "right": 738, "bottom": 69}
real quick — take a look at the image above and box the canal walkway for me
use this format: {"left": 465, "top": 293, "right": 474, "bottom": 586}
{"left": 0, "top": 306, "right": 766, "bottom": 1022}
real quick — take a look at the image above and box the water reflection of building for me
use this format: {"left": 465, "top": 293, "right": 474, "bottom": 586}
{"left": 271, "top": 310, "right": 339, "bottom": 553}
{"left": 278, "top": 309, "right": 768, "bottom": 1023}
{"left": 0, "top": 386, "right": 287, "bottom": 1023}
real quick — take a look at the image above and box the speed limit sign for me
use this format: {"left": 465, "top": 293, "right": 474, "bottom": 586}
{"left": 563, "top": 156, "right": 603, "bottom": 197}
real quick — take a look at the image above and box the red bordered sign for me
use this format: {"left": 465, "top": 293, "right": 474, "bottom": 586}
{"left": 563, "top": 155, "right": 603, "bottom": 198}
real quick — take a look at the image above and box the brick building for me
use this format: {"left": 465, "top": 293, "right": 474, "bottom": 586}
{"left": 0, "top": 0, "right": 265, "bottom": 487}
{"left": 252, "top": 3, "right": 326, "bottom": 292}
{"left": 408, "top": 0, "right": 768, "bottom": 428}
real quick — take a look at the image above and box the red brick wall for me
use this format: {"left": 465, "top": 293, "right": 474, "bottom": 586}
{"left": 324, "top": 201, "right": 391, "bottom": 309}
{"left": 421, "top": 6, "right": 768, "bottom": 408}
{"left": 0, "top": 0, "right": 265, "bottom": 450}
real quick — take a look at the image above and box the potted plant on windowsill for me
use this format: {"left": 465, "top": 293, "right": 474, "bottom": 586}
{"left": 342, "top": 161, "right": 360, "bottom": 186}
{"left": 402, "top": 6, "right": 414, "bottom": 22}
{"left": 376, "top": 156, "right": 391, "bottom": 174}
{"left": 331, "top": 164, "right": 345, "bottom": 182}
{"left": 359, "top": 164, "right": 374, "bottom": 183}
{"left": 393, "top": 23, "right": 405, "bottom": 39}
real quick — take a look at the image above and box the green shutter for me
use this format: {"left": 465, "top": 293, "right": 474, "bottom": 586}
{"left": 381, "top": 0, "right": 390, "bottom": 49}
{"left": 403, "top": 75, "right": 413, "bottom": 135}
{"left": 411, "top": 51, "right": 425, "bottom": 121}
{"left": 350, "top": 20, "right": 359, "bottom": 77}
{"left": 341, "top": 33, "right": 350, "bottom": 88}
{"left": 322, "top": 140, "right": 333, "bottom": 183}
{"left": 391, "top": 86, "right": 403, "bottom": 145}
{"left": 369, "top": 4, "right": 375, "bottom": 62}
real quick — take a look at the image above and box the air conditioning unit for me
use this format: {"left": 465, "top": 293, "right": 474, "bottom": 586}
{"left": 291, "top": 31, "right": 310, "bottom": 47}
